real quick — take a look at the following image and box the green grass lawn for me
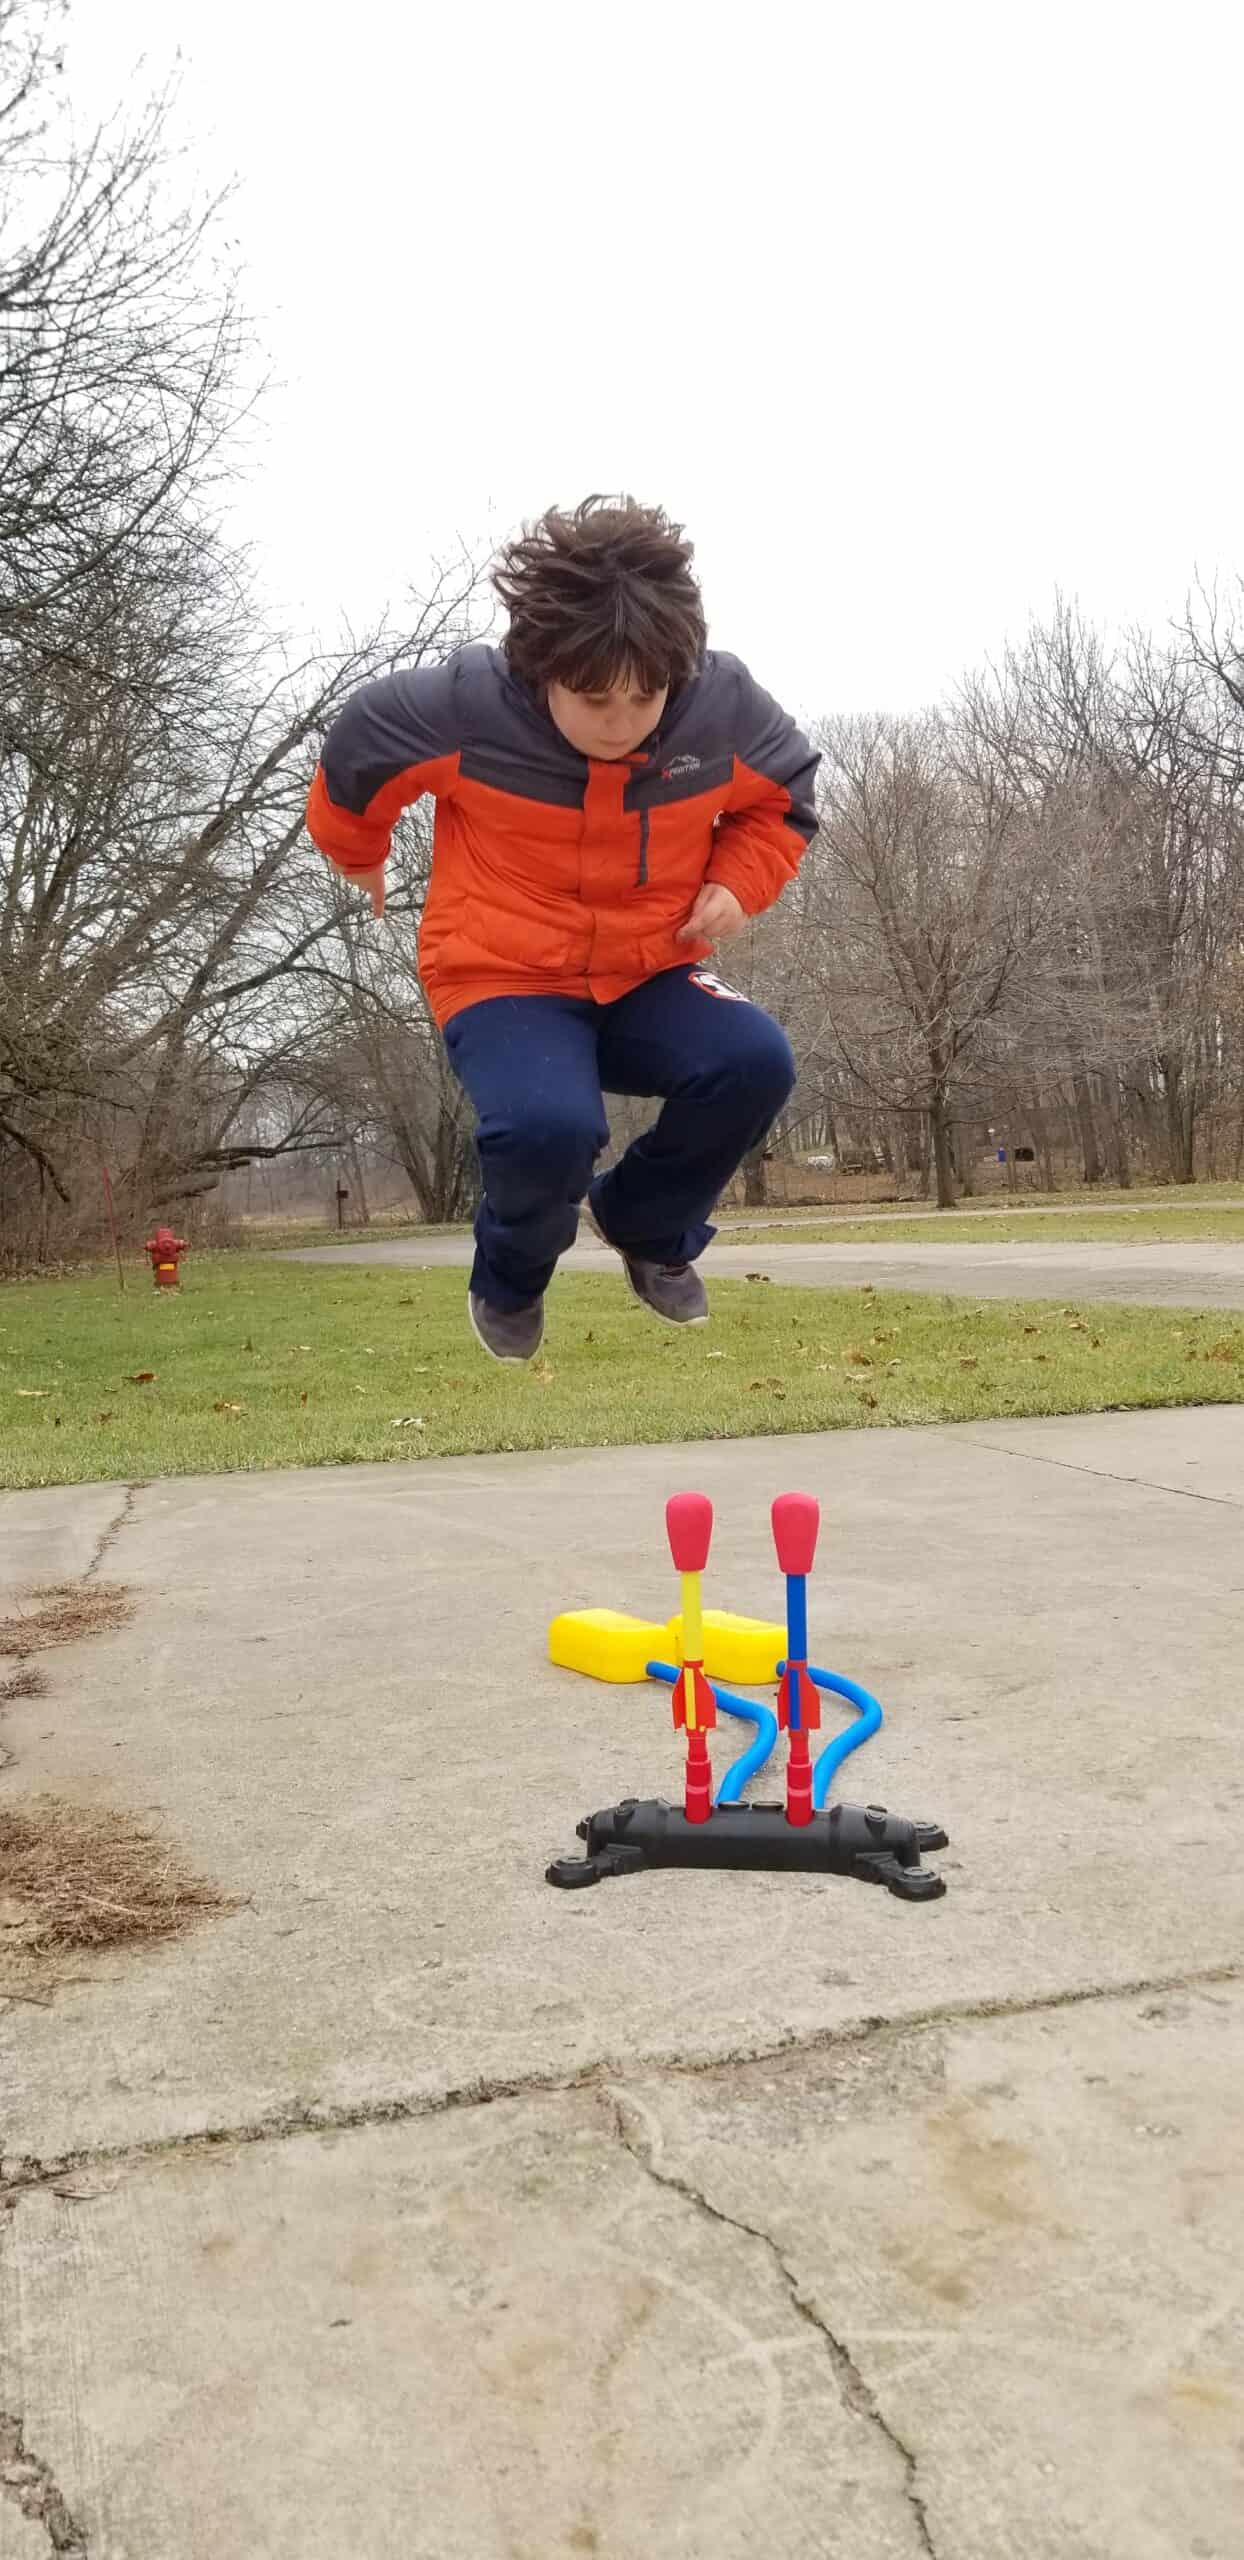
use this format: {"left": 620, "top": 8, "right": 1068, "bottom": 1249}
{"left": 727, "top": 1207, "right": 1244, "bottom": 1248}
{"left": 2, "top": 1257, "right": 1240, "bottom": 1490}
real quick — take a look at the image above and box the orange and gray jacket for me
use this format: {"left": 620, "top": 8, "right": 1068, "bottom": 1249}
{"left": 306, "top": 644, "right": 820, "bottom": 1027}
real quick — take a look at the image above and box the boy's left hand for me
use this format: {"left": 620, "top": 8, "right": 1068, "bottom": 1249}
{"left": 677, "top": 884, "right": 747, "bottom": 948}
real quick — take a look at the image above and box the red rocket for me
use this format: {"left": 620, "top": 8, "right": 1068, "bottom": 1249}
{"left": 665, "top": 1492, "right": 718, "bottom": 1823}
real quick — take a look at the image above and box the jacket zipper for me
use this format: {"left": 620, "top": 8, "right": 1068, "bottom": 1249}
{"left": 636, "top": 806, "right": 650, "bottom": 886}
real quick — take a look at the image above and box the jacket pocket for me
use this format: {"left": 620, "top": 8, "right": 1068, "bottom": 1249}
{"left": 424, "top": 894, "right": 585, "bottom": 981}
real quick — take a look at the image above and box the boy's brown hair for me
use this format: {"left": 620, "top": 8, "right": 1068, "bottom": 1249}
{"left": 493, "top": 495, "right": 707, "bottom": 696}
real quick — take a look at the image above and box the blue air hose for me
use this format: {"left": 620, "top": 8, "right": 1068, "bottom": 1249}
{"left": 645, "top": 1661, "right": 780, "bottom": 1804}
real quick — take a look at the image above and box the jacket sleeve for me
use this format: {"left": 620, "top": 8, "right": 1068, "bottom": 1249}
{"left": 305, "top": 660, "right": 463, "bottom": 880}
{"left": 706, "top": 658, "right": 820, "bottom": 916}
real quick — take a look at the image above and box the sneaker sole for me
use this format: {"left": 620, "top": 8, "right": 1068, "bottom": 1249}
{"left": 588, "top": 1207, "right": 709, "bottom": 1327}
{"left": 467, "top": 1296, "right": 545, "bottom": 1364}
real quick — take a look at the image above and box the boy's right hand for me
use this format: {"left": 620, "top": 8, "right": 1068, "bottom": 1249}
{"left": 357, "top": 866, "right": 386, "bottom": 918}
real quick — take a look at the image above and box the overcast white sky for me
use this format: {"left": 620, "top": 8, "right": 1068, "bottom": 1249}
{"left": 69, "top": 0, "right": 1242, "bottom": 721}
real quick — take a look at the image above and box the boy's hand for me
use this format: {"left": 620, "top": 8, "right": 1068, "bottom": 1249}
{"left": 357, "top": 865, "right": 386, "bottom": 918}
{"left": 677, "top": 883, "right": 747, "bottom": 948}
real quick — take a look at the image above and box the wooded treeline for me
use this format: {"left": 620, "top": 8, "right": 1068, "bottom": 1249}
{"left": 4, "top": 2, "right": 1242, "bottom": 1265}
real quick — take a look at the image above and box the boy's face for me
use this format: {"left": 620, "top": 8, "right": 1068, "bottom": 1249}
{"left": 546, "top": 674, "right": 669, "bottom": 762}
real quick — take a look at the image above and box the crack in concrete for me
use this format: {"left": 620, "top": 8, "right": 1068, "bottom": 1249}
{"left": 952, "top": 1431, "right": 1244, "bottom": 1509}
{"left": 2, "top": 1957, "right": 1239, "bottom": 2199}
{"left": 0, "top": 2409, "right": 89, "bottom": 2556}
{"left": 83, "top": 1484, "right": 146, "bottom": 1581}
{"left": 610, "top": 2089, "right": 937, "bottom": 2555}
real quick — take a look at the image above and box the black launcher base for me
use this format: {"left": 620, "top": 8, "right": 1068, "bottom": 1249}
{"left": 546, "top": 1797, "right": 950, "bottom": 1901}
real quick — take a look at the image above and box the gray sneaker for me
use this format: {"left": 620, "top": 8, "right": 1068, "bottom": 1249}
{"left": 468, "top": 1291, "right": 545, "bottom": 1364}
{"left": 589, "top": 1209, "right": 709, "bottom": 1327}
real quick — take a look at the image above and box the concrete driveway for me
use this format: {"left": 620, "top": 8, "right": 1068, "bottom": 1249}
{"left": 2, "top": 1408, "right": 1242, "bottom": 2558}
{"left": 277, "top": 1228, "right": 1244, "bottom": 1310}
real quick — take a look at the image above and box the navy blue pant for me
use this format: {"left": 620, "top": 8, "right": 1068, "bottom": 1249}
{"left": 444, "top": 964, "right": 796, "bottom": 1312}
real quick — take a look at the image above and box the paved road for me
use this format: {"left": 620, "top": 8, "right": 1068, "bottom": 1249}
{"left": 278, "top": 1228, "right": 1244, "bottom": 1310}
{"left": 2, "top": 1409, "right": 1242, "bottom": 2557}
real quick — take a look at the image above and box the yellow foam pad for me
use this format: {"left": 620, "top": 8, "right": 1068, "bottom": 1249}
{"left": 548, "top": 1609, "right": 670, "bottom": 1683}
{"left": 666, "top": 1610, "right": 785, "bottom": 1684}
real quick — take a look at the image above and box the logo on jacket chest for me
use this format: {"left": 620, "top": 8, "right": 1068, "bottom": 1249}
{"left": 660, "top": 752, "right": 702, "bottom": 780}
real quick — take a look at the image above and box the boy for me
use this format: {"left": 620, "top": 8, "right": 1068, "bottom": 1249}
{"left": 306, "top": 497, "right": 820, "bottom": 1362}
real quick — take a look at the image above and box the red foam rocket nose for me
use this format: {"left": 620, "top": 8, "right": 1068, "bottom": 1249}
{"left": 666, "top": 1491, "right": 714, "bottom": 1572}
{"left": 771, "top": 1491, "right": 820, "bottom": 1576}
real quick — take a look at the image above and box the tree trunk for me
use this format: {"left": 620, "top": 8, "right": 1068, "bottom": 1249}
{"left": 347, "top": 1139, "right": 371, "bottom": 1225}
{"left": 1071, "top": 1071, "right": 1103, "bottom": 1185}
{"left": 1097, "top": 1074, "right": 1131, "bottom": 1189}
{"left": 1159, "top": 1055, "right": 1197, "bottom": 1184}
{"left": 1029, "top": 1097, "right": 1056, "bottom": 1193}
{"left": 929, "top": 1089, "right": 956, "bottom": 1208}
{"left": 742, "top": 1141, "right": 769, "bottom": 1208}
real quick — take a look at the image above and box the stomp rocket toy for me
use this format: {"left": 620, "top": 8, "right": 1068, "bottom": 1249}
{"left": 546, "top": 1491, "right": 948, "bottom": 1900}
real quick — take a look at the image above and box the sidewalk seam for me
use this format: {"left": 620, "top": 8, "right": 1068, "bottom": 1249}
{"left": 945, "top": 1433, "right": 1244, "bottom": 1510}
{"left": 3, "top": 1960, "right": 1239, "bottom": 2195}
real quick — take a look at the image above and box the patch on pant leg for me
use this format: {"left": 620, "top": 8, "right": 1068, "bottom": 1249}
{"left": 688, "top": 966, "right": 749, "bottom": 1002}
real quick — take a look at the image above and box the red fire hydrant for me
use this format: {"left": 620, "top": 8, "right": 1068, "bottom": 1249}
{"left": 144, "top": 1226, "right": 187, "bottom": 1290}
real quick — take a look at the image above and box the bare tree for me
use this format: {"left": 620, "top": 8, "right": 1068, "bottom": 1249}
{"left": 286, "top": 805, "right": 480, "bottom": 1225}
{"left": 805, "top": 708, "right": 1056, "bottom": 1206}
{"left": 1, "top": 5, "right": 489, "bottom": 1261}
{"left": 1, "top": 1, "right": 246, "bottom": 650}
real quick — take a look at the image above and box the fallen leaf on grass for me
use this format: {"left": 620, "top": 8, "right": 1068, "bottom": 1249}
{"left": 213, "top": 1400, "right": 244, "bottom": 1415}
{"left": 299, "top": 1392, "right": 308, "bottom": 1406}
{"left": 15, "top": 1388, "right": 51, "bottom": 1398}
{"left": 97, "top": 1411, "right": 114, "bottom": 1424}
{"left": 531, "top": 1362, "right": 556, "bottom": 1385}
{"left": 390, "top": 1415, "right": 425, "bottom": 1430}
{"left": 1022, "top": 1325, "right": 1041, "bottom": 1336}
{"left": 858, "top": 1392, "right": 879, "bottom": 1409}
{"left": 959, "top": 1357, "right": 979, "bottom": 1370}
{"left": 1207, "top": 1339, "right": 1241, "bottom": 1363}
{"left": 845, "top": 1348, "right": 872, "bottom": 1368}
{"left": 706, "top": 1350, "right": 727, "bottom": 1360}
{"left": 127, "top": 1371, "right": 157, "bottom": 1385}
{"left": 745, "top": 1273, "right": 772, "bottom": 1284}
